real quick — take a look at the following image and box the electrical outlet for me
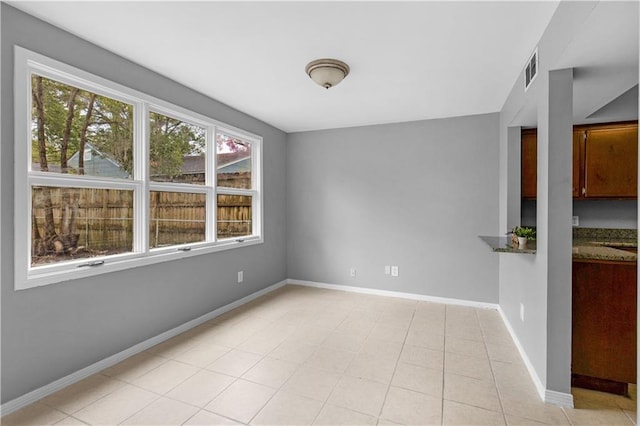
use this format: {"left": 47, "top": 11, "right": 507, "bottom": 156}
{"left": 384, "top": 265, "right": 391, "bottom": 275}
{"left": 572, "top": 216, "right": 579, "bottom": 227}
{"left": 350, "top": 267, "right": 356, "bottom": 277}
{"left": 237, "top": 271, "right": 243, "bottom": 283}
{"left": 391, "top": 266, "right": 399, "bottom": 277}
{"left": 520, "top": 303, "right": 525, "bottom": 322}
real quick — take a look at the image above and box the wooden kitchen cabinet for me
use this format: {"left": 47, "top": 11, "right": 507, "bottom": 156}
{"left": 521, "top": 129, "right": 537, "bottom": 199}
{"left": 583, "top": 123, "right": 638, "bottom": 198}
{"left": 521, "top": 121, "right": 638, "bottom": 199}
{"left": 520, "top": 129, "right": 582, "bottom": 198}
{"left": 573, "top": 129, "right": 583, "bottom": 198}
{"left": 572, "top": 259, "right": 637, "bottom": 394}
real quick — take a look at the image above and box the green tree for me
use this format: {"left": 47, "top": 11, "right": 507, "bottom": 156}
{"left": 90, "top": 96, "right": 133, "bottom": 174}
{"left": 31, "top": 75, "right": 134, "bottom": 260}
{"left": 149, "top": 112, "right": 205, "bottom": 180}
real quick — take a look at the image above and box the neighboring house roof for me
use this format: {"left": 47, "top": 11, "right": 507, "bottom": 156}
{"left": 31, "top": 143, "right": 130, "bottom": 178}
{"left": 219, "top": 157, "right": 250, "bottom": 174}
{"left": 217, "top": 151, "right": 250, "bottom": 169}
{"left": 67, "top": 143, "right": 130, "bottom": 179}
{"left": 33, "top": 147, "right": 249, "bottom": 179}
{"left": 156, "top": 153, "right": 251, "bottom": 177}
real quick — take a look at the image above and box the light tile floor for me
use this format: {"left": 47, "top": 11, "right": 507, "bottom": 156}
{"left": 2, "top": 285, "right": 637, "bottom": 425}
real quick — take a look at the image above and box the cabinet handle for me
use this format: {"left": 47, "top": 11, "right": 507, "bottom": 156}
{"left": 582, "top": 187, "right": 586, "bottom": 195}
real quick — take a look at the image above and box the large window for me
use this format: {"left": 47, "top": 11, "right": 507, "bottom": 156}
{"left": 15, "top": 47, "right": 263, "bottom": 290}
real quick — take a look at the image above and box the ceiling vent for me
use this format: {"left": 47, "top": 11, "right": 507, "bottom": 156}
{"left": 524, "top": 48, "right": 538, "bottom": 91}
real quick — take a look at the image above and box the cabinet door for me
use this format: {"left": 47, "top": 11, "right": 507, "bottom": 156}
{"left": 521, "top": 130, "right": 537, "bottom": 198}
{"left": 572, "top": 260, "right": 637, "bottom": 385}
{"left": 584, "top": 124, "right": 638, "bottom": 198}
{"left": 573, "top": 130, "right": 584, "bottom": 198}
{"left": 521, "top": 129, "right": 582, "bottom": 198}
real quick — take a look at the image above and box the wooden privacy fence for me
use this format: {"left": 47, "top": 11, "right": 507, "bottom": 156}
{"left": 32, "top": 187, "right": 252, "bottom": 256}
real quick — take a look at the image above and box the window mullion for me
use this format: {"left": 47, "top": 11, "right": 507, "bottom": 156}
{"left": 208, "top": 126, "right": 216, "bottom": 242}
{"left": 135, "top": 102, "right": 149, "bottom": 254}
{"left": 217, "top": 188, "right": 258, "bottom": 197}
{"left": 29, "top": 175, "right": 141, "bottom": 190}
{"left": 148, "top": 183, "right": 209, "bottom": 194}
{"left": 247, "top": 191, "right": 259, "bottom": 239}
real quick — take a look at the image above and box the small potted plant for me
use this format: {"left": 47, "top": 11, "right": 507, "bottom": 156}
{"left": 512, "top": 226, "right": 536, "bottom": 249}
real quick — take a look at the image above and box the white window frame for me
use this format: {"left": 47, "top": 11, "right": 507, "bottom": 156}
{"left": 14, "top": 46, "right": 263, "bottom": 290}
{"left": 215, "top": 128, "right": 261, "bottom": 242}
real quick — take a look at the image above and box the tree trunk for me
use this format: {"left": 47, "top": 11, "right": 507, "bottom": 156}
{"left": 31, "top": 192, "right": 46, "bottom": 257}
{"left": 41, "top": 186, "right": 61, "bottom": 253}
{"left": 60, "top": 189, "right": 74, "bottom": 252}
{"left": 78, "top": 93, "right": 96, "bottom": 175}
{"left": 59, "top": 88, "right": 79, "bottom": 252}
{"left": 70, "top": 191, "right": 80, "bottom": 248}
{"left": 33, "top": 76, "right": 60, "bottom": 253}
{"left": 33, "top": 76, "right": 48, "bottom": 173}
{"left": 60, "top": 87, "right": 79, "bottom": 173}
{"left": 62, "top": 93, "right": 95, "bottom": 253}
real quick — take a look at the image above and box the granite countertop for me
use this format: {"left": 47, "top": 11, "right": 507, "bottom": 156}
{"left": 478, "top": 235, "right": 537, "bottom": 255}
{"left": 480, "top": 228, "right": 638, "bottom": 262}
{"left": 572, "top": 239, "right": 637, "bottom": 262}
{"left": 572, "top": 227, "right": 637, "bottom": 262}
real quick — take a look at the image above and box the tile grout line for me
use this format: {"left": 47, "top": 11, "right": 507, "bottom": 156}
{"left": 37, "top": 373, "right": 127, "bottom": 418}
{"left": 159, "top": 342, "right": 239, "bottom": 412}
{"left": 441, "top": 305, "right": 448, "bottom": 426}
{"left": 475, "top": 308, "right": 509, "bottom": 426}
{"left": 560, "top": 407, "right": 576, "bottom": 426}
{"left": 307, "top": 308, "right": 356, "bottom": 426}
{"left": 9, "top": 286, "right": 637, "bottom": 425}
{"left": 374, "top": 306, "right": 415, "bottom": 423}
{"left": 244, "top": 308, "right": 335, "bottom": 425}
{"left": 121, "top": 312, "right": 277, "bottom": 425}
{"left": 114, "top": 360, "right": 204, "bottom": 425}
{"left": 197, "top": 304, "right": 290, "bottom": 424}
{"left": 53, "top": 374, "right": 163, "bottom": 426}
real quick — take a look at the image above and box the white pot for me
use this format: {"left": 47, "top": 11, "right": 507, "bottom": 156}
{"left": 517, "top": 237, "right": 527, "bottom": 248}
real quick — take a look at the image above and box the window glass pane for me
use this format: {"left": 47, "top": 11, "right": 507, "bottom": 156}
{"left": 150, "top": 191, "right": 206, "bottom": 248}
{"left": 216, "top": 132, "right": 251, "bottom": 189}
{"left": 31, "top": 186, "right": 133, "bottom": 266}
{"left": 31, "top": 74, "right": 134, "bottom": 178}
{"left": 217, "top": 194, "right": 252, "bottom": 239}
{"left": 149, "top": 112, "right": 206, "bottom": 184}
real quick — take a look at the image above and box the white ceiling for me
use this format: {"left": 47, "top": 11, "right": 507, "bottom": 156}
{"left": 557, "top": 1, "right": 639, "bottom": 124}
{"left": 10, "top": 1, "right": 564, "bottom": 132}
{"left": 510, "top": 0, "right": 639, "bottom": 127}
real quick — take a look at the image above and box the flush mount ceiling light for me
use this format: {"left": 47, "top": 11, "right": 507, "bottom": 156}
{"left": 305, "top": 58, "right": 350, "bottom": 89}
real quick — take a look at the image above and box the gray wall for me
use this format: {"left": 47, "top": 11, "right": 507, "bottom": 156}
{"left": 523, "top": 199, "right": 638, "bottom": 229}
{"left": 499, "top": 1, "right": 598, "bottom": 396}
{"left": 287, "top": 113, "right": 500, "bottom": 303}
{"left": 1, "top": 5, "right": 287, "bottom": 403}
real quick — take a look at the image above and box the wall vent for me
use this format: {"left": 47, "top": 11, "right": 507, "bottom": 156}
{"left": 524, "top": 48, "right": 538, "bottom": 91}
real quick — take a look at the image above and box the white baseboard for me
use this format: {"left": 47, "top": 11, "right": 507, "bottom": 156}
{"left": 545, "top": 389, "right": 575, "bottom": 408}
{"left": 0, "top": 279, "right": 287, "bottom": 417}
{"left": 497, "top": 307, "right": 546, "bottom": 399}
{"left": 497, "top": 307, "right": 574, "bottom": 408}
{"left": 292, "top": 279, "right": 577, "bottom": 406}
{"left": 2, "top": 278, "right": 574, "bottom": 416}
{"left": 288, "top": 279, "right": 499, "bottom": 310}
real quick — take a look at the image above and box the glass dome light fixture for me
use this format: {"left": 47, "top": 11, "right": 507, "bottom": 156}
{"left": 305, "top": 58, "right": 350, "bottom": 89}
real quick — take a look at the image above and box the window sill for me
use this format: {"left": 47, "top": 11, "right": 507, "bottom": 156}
{"left": 17, "top": 237, "right": 263, "bottom": 291}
